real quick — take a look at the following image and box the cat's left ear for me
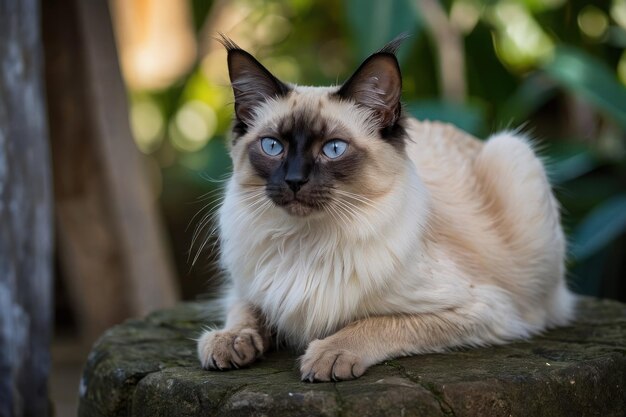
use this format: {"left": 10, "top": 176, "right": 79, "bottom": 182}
{"left": 218, "top": 34, "right": 290, "bottom": 125}
{"left": 336, "top": 38, "right": 404, "bottom": 127}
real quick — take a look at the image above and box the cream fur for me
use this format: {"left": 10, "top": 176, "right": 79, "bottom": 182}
{"left": 197, "top": 84, "right": 576, "bottom": 381}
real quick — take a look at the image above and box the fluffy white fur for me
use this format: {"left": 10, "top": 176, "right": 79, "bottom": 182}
{"left": 217, "top": 116, "right": 575, "bottom": 349}
{"left": 197, "top": 43, "right": 576, "bottom": 382}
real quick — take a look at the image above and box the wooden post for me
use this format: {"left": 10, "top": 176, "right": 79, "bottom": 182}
{"left": 0, "top": 0, "right": 53, "bottom": 416}
{"left": 42, "top": 0, "right": 179, "bottom": 344}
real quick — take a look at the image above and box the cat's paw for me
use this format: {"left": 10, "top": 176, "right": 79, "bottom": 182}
{"left": 197, "top": 328, "right": 263, "bottom": 370}
{"left": 300, "top": 339, "right": 367, "bottom": 382}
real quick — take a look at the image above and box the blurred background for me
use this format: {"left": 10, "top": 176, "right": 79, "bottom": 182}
{"left": 106, "top": 0, "right": 626, "bottom": 304}
{"left": 31, "top": 0, "right": 626, "bottom": 414}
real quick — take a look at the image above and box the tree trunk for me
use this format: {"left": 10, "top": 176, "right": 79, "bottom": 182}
{"left": 0, "top": 1, "right": 53, "bottom": 416}
{"left": 42, "top": 0, "right": 179, "bottom": 344}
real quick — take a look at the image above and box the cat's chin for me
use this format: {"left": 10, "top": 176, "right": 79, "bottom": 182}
{"left": 281, "top": 200, "right": 319, "bottom": 217}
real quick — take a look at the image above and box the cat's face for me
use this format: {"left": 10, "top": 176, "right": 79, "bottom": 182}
{"left": 222, "top": 36, "right": 408, "bottom": 219}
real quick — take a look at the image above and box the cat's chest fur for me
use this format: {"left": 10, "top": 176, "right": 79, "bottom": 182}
{"left": 218, "top": 163, "right": 432, "bottom": 347}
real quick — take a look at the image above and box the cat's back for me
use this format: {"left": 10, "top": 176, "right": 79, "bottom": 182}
{"left": 403, "top": 117, "right": 571, "bottom": 326}
{"left": 405, "top": 118, "right": 482, "bottom": 162}
{"left": 404, "top": 119, "right": 483, "bottom": 190}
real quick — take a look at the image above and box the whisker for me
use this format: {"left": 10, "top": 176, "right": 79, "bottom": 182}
{"left": 327, "top": 203, "right": 350, "bottom": 230}
{"left": 187, "top": 199, "right": 221, "bottom": 232}
{"left": 189, "top": 187, "right": 268, "bottom": 265}
{"left": 331, "top": 200, "right": 355, "bottom": 230}
{"left": 333, "top": 189, "right": 388, "bottom": 215}
{"left": 194, "top": 186, "right": 226, "bottom": 202}
{"left": 199, "top": 172, "right": 231, "bottom": 184}
{"left": 333, "top": 198, "right": 379, "bottom": 236}
{"left": 227, "top": 195, "right": 269, "bottom": 229}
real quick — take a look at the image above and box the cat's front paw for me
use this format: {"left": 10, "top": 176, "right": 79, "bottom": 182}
{"left": 300, "top": 339, "right": 367, "bottom": 382}
{"left": 197, "top": 328, "right": 263, "bottom": 370}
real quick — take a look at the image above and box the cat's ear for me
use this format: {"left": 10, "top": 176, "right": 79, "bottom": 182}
{"left": 218, "top": 35, "right": 290, "bottom": 125}
{"left": 336, "top": 38, "right": 405, "bottom": 127}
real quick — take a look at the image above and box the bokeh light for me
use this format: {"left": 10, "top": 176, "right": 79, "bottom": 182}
{"left": 107, "top": 0, "right": 626, "bottom": 304}
{"left": 110, "top": 0, "right": 196, "bottom": 90}
{"left": 130, "top": 97, "right": 164, "bottom": 154}
{"left": 170, "top": 100, "right": 217, "bottom": 152}
{"left": 611, "top": 0, "right": 626, "bottom": 29}
{"left": 450, "top": 0, "right": 481, "bottom": 34}
{"left": 490, "top": 2, "right": 554, "bottom": 70}
{"left": 618, "top": 51, "right": 626, "bottom": 86}
{"left": 578, "top": 6, "right": 609, "bottom": 40}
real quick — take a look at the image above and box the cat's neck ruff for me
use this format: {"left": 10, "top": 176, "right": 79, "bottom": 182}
{"left": 219, "top": 157, "right": 430, "bottom": 347}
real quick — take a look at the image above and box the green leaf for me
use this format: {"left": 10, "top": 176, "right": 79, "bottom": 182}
{"left": 570, "top": 249, "right": 609, "bottom": 296}
{"left": 406, "top": 100, "right": 487, "bottom": 137}
{"left": 344, "top": 0, "right": 422, "bottom": 62}
{"left": 544, "top": 143, "right": 599, "bottom": 185}
{"left": 497, "top": 74, "right": 558, "bottom": 127}
{"left": 548, "top": 151, "right": 596, "bottom": 185}
{"left": 542, "top": 46, "right": 626, "bottom": 129}
{"left": 570, "top": 193, "right": 626, "bottom": 260}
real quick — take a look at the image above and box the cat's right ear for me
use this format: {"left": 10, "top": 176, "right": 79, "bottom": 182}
{"left": 336, "top": 35, "right": 407, "bottom": 128}
{"left": 218, "top": 35, "right": 290, "bottom": 125}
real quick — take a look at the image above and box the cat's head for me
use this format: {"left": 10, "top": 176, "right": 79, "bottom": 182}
{"left": 221, "top": 35, "right": 409, "bottom": 219}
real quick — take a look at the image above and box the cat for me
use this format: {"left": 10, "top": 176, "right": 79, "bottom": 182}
{"left": 196, "top": 35, "right": 576, "bottom": 382}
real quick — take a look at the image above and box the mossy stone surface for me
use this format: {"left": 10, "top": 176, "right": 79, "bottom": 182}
{"left": 78, "top": 298, "right": 626, "bottom": 417}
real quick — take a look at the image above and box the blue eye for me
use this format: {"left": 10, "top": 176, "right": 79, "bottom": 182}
{"left": 260, "top": 137, "right": 284, "bottom": 156}
{"left": 322, "top": 139, "right": 348, "bottom": 159}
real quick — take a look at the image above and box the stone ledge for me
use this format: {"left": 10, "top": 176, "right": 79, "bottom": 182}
{"left": 78, "top": 298, "right": 626, "bottom": 417}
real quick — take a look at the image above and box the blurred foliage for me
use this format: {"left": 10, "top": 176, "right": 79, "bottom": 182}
{"left": 123, "top": 0, "right": 626, "bottom": 301}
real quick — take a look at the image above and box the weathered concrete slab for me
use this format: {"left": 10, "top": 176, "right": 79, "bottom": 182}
{"left": 78, "top": 298, "right": 626, "bottom": 417}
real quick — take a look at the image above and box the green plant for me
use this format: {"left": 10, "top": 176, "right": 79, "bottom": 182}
{"left": 125, "top": 0, "right": 626, "bottom": 301}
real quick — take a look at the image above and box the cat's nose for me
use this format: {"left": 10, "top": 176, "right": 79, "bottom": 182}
{"left": 284, "top": 157, "right": 311, "bottom": 193}
{"left": 285, "top": 176, "right": 309, "bottom": 193}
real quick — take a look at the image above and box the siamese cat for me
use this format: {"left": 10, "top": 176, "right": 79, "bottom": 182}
{"left": 196, "top": 35, "right": 575, "bottom": 382}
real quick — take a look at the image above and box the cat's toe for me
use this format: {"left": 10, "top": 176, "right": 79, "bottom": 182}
{"left": 300, "top": 340, "right": 366, "bottom": 382}
{"left": 197, "top": 328, "right": 263, "bottom": 370}
{"left": 233, "top": 328, "right": 264, "bottom": 363}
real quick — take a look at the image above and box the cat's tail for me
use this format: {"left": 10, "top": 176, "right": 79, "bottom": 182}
{"left": 473, "top": 131, "right": 574, "bottom": 324}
